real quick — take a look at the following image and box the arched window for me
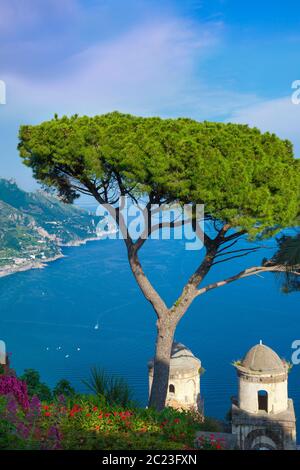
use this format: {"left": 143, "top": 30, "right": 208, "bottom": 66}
{"left": 258, "top": 390, "right": 268, "bottom": 412}
{"left": 169, "top": 384, "right": 175, "bottom": 394}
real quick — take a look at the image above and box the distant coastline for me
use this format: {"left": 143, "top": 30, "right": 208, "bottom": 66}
{"left": 0, "top": 236, "right": 101, "bottom": 279}
{"left": 59, "top": 236, "right": 100, "bottom": 248}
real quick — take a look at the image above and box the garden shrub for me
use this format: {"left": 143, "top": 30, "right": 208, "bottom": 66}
{"left": 53, "top": 379, "right": 76, "bottom": 399}
{"left": 0, "top": 375, "right": 29, "bottom": 409}
{"left": 20, "top": 369, "right": 52, "bottom": 402}
{"left": 82, "top": 367, "right": 134, "bottom": 407}
{"left": 0, "top": 365, "right": 225, "bottom": 450}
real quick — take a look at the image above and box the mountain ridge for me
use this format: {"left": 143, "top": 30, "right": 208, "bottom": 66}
{"left": 0, "top": 178, "right": 101, "bottom": 277}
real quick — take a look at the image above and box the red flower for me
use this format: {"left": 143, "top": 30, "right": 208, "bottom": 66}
{"left": 44, "top": 412, "right": 51, "bottom": 417}
{"left": 174, "top": 418, "right": 180, "bottom": 424}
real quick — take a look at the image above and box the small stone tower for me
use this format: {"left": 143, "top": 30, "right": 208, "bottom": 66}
{"left": 231, "top": 342, "right": 296, "bottom": 450}
{"left": 0, "top": 340, "right": 6, "bottom": 365}
{"left": 148, "top": 342, "right": 202, "bottom": 411}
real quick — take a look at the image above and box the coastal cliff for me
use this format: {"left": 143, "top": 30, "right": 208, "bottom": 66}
{"left": 0, "top": 178, "right": 101, "bottom": 277}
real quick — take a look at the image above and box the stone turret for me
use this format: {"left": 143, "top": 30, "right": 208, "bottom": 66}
{"left": 231, "top": 342, "right": 296, "bottom": 450}
{"left": 148, "top": 342, "right": 202, "bottom": 411}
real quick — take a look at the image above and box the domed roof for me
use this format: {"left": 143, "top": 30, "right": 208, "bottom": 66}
{"left": 240, "top": 343, "right": 286, "bottom": 374}
{"left": 148, "top": 342, "right": 201, "bottom": 372}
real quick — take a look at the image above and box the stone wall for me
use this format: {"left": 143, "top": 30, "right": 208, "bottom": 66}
{"left": 148, "top": 368, "right": 201, "bottom": 410}
{"left": 238, "top": 375, "right": 288, "bottom": 414}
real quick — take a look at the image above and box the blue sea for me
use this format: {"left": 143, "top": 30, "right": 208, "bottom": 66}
{"left": 0, "top": 234, "right": 299, "bottom": 426}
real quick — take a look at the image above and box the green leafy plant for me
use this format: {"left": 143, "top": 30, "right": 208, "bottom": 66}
{"left": 20, "top": 369, "right": 52, "bottom": 402}
{"left": 53, "top": 379, "right": 76, "bottom": 399}
{"left": 82, "top": 367, "right": 133, "bottom": 407}
{"left": 0, "top": 390, "right": 222, "bottom": 450}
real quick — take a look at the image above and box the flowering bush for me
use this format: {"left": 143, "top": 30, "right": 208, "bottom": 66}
{"left": 196, "top": 434, "right": 225, "bottom": 450}
{"left": 58, "top": 401, "right": 204, "bottom": 450}
{"left": 0, "top": 394, "right": 63, "bottom": 450}
{"left": 0, "top": 364, "right": 224, "bottom": 450}
{"left": 0, "top": 394, "right": 222, "bottom": 450}
{"left": 0, "top": 375, "right": 29, "bottom": 409}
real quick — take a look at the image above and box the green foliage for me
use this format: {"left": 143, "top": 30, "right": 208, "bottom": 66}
{"left": 0, "top": 397, "right": 20, "bottom": 450}
{"left": 53, "top": 379, "right": 76, "bottom": 399}
{"left": 273, "top": 233, "right": 300, "bottom": 268}
{"left": 232, "top": 360, "right": 242, "bottom": 367}
{"left": 18, "top": 112, "right": 300, "bottom": 238}
{"left": 82, "top": 367, "right": 133, "bottom": 407}
{"left": 196, "top": 434, "right": 225, "bottom": 450}
{"left": 20, "top": 369, "right": 52, "bottom": 402}
{"left": 272, "top": 233, "right": 300, "bottom": 293}
{"left": 0, "top": 364, "right": 224, "bottom": 450}
{"left": 0, "top": 393, "right": 222, "bottom": 450}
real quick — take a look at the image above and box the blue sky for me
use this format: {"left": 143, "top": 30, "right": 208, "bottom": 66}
{"left": 0, "top": 0, "right": 300, "bottom": 190}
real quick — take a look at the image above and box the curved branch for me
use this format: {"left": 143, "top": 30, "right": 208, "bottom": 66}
{"left": 219, "top": 230, "right": 247, "bottom": 244}
{"left": 212, "top": 248, "right": 260, "bottom": 266}
{"left": 197, "top": 264, "right": 300, "bottom": 296}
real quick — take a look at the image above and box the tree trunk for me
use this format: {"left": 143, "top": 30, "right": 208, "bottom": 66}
{"left": 149, "top": 318, "right": 177, "bottom": 411}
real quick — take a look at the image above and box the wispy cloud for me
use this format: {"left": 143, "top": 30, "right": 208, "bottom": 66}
{"left": 2, "top": 15, "right": 260, "bottom": 122}
{"left": 0, "top": 0, "right": 78, "bottom": 30}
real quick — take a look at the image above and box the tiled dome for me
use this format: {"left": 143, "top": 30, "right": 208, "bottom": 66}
{"left": 241, "top": 343, "right": 285, "bottom": 373}
{"left": 148, "top": 342, "right": 201, "bottom": 372}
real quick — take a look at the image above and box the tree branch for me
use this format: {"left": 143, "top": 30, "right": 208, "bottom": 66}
{"left": 215, "top": 239, "right": 239, "bottom": 254}
{"left": 219, "top": 230, "right": 247, "bottom": 244}
{"left": 197, "top": 264, "right": 300, "bottom": 296}
{"left": 211, "top": 250, "right": 260, "bottom": 266}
